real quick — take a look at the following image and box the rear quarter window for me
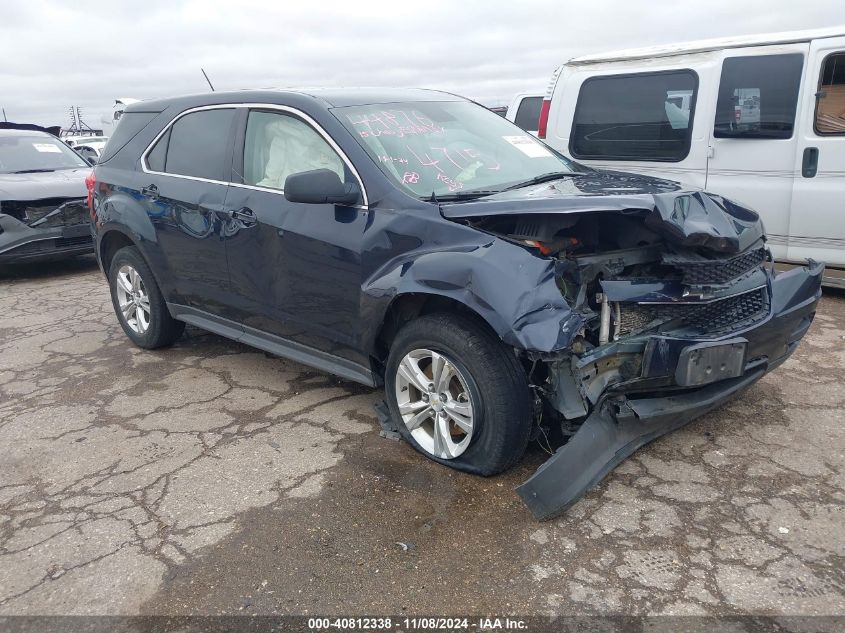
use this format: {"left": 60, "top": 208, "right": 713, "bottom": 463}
{"left": 98, "top": 112, "right": 158, "bottom": 163}
{"left": 570, "top": 69, "right": 698, "bottom": 162}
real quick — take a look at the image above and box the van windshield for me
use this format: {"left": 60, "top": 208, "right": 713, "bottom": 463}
{"left": 334, "top": 101, "right": 578, "bottom": 199}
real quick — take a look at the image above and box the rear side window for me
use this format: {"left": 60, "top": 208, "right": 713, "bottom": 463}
{"left": 714, "top": 54, "right": 804, "bottom": 139}
{"left": 816, "top": 52, "right": 845, "bottom": 135}
{"left": 98, "top": 111, "right": 157, "bottom": 163}
{"left": 156, "top": 108, "right": 236, "bottom": 180}
{"left": 570, "top": 70, "right": 698, "bottom": 162}
{"left": 514, "top": 97, "right": 542, "bottom": 131}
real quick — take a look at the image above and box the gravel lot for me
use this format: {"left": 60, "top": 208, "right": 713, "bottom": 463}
{"left": 1, "top": 257, "right": 843, "bottom": 617}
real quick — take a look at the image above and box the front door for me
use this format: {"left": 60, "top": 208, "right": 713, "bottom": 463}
{"left": 788, "top": 37, "right": 845, "bottom": 268}
{"left": 222, "top": 107, "right": 370, "bottom": 366}
{"left": 705, "top": 47, "right": 808, "bottom": 260}
{"left": 140, "top": 106, "right": 237, "bottom": 312}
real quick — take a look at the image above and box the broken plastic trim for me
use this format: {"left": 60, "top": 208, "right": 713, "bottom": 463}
{"left": 517, "top": 367, "right": 764, "bottom": 520}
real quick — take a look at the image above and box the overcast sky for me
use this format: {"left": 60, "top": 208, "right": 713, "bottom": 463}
{"left": 1, "top": 0, "right": 843, "bottom": 128}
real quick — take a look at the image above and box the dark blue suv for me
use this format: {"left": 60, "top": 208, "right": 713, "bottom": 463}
{"left": 90, "top": 89, "right": 822, "bottom": 518}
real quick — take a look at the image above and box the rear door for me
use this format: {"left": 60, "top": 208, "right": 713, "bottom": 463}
{"left": 704, "top": 48, "right": 808, "bottom": 260}
{"left": 140, "top": 106, "right": 237, "bottom": 312}
{"left": 787, "top": 37, "right": 845, "bottom": 267}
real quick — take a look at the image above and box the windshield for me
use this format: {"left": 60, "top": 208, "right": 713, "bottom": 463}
{"left": 334, "top": 100, "right": 578, "bottom": 198}
{"left": 0, "top": 135, "right": 88, "bottom": 173}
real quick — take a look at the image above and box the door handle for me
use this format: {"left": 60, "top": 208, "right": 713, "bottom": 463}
{"left": 802, "top": 147, "right": 819, "bottom": 178}
{"left": 140, "top": 184, "right": 159, "bottom": 199}
{"left": 230, "top": 207, "right": 257, "bottom": 226}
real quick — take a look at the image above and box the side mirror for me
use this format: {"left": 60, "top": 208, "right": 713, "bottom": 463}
{"left": 284, "top": 169, "right": 360, "bottom": 206}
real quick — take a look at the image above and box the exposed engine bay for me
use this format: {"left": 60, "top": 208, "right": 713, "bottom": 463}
{"left": 464, "top": 196, "right": 774, "bottom": 426}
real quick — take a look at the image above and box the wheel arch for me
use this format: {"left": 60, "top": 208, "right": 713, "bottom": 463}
{"left": 98, "top": 229, "right": 137, "bottom": 275}
{"left": 362, "top": 240, "right": 584, "bottom": 379}
{"left": 369, "top": 291, "right": 511, "bottom": 380}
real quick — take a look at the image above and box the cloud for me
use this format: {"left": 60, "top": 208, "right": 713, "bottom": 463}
{"left": 0, "top": 0, "right": 840, "bottom": 127}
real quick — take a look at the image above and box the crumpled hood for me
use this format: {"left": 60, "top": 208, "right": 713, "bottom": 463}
{"left": 0, "top": 168, "right": 88, "bottom": 201}
{"left": 440, "top": 171, "right": 764, "bottom": 254}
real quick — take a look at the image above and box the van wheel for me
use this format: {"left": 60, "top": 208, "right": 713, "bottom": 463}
{"left": 108, "top": 246, "right": 184, "bottom": 349}
{"left": 385, "top": 313, "right": 532, "bottom": 475}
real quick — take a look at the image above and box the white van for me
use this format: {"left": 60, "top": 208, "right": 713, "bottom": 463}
{"left": 539, "top": 27, "right": 845, "bottom": 283}
{"left": 505, "top": 92, "right": 544, "bottom": 134}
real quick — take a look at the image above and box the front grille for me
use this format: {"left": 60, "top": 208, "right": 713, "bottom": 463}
{"left": 56, "top": 235, "right": 93, "bottom": 248}
{"left": 665, "top": 247, "right": 766, "bottom": 285}
{"left": 663, "top": 288, "right": 768, "bottom": 332}
{"left": 617, "top": 287, "right": 769, "bottom": 337}
{"left": 5, "top": 235, "right": 92, "bottom": 256}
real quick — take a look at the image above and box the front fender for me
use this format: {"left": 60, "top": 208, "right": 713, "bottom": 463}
{"left": 361, "top": 238, "right": 583, "bottom": 354}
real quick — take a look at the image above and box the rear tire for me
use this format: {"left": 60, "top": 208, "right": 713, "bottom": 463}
{"left": 108, "top": 246, "right": 184, "bottom": 349}
{"left": 385, "top": 313, "right": 533, "bottom": 475}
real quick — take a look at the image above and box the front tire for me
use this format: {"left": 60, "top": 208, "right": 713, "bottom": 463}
{"left": 108, "top": 246, "right": 184, "bottom": 349}
{"left": 385, "top": 313, "right": 532, "bottom": 475}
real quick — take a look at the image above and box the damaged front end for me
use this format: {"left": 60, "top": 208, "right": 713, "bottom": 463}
{"left": 446, "top": 187, "right": 823, "bottom": 520}
{"left": 0, "top": 197, "right": 92, "bottom": 263}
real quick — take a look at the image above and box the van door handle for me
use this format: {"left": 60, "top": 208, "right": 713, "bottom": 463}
{"left": 230, "top": 207, "right": 257, "bottom": 226}
{"left": 802, "top": 147, "right": 819, "bottom": 178}
{"left": 141, "top": 184, "right": 159, "bottom": 199}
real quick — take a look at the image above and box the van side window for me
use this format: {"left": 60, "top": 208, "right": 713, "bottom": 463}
{"left": 243, "top": 110, "right": 346, "bottom": 190}
{"left": 570, "top": 70, "right": 698, "bottom": 162}
{"left": 514, "top": 97, "right": 543, "bottom": 131}
{"left": 815, "top": 52, "right": 845, "bottom": 135}
{"left": 714, "top": 54, "right": 804, "bottom": 140}
{"left": 153, "top": 108, "right": 236, "bottom": 180}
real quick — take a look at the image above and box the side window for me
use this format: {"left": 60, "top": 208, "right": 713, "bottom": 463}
{"left": 570, "top": 70, "right": 698, "bottom": 162}
{"left": 514, "top": 97, "right": 543, "bottom": 131}
{"left": 243, "top": 110, "right": 346, "bottom": 190}
{"left": 714, "top": 54, "right": 804, "bottom": 139}
{"left": 816, "top": 52, "right": 845, "bottom": 135}
{"left": 159, "top": 108, "right": 235, "bottom": 180}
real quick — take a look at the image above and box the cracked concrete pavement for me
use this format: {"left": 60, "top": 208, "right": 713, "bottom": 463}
{"left": 0, "top": 257, "right": 843, "bottom": 616}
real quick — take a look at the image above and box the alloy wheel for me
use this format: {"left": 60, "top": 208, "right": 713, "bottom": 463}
{"left": 115, "top": 264, "right": 151, "bottom": 334}
{"left": 394, "top": 348, "right": 475, "bottom": 459}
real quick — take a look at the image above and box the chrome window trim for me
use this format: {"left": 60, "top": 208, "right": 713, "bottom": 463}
{"left": 140, "top": 103, "right": 369, "bottom": 208}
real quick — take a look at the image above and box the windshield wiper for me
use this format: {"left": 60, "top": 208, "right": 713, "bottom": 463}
{"left": 502, "top": 171, "right": 581, "bottom": 192}
{"left": 12, "top": 168, "right": 56, "bottom": 174}
{"left": 426, "top": 189, "right": 502, "bottom": 203}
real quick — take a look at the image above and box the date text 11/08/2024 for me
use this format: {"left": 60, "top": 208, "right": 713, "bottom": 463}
{"left": 307, "top": 617, "right": 528, "bottom": 630}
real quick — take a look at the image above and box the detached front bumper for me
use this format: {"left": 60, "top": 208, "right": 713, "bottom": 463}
{"left": 517, "top": 261, "right": 823, "bottom": 520}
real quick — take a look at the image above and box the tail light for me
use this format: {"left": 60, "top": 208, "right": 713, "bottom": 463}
{"left": 538, "top": 65, "right": 563, "bottom": 139}
{"left": 537, "top": 99, "right": 551, "bottom": 139}
{"left": 85, "top": 169, "right": 96, "bottom": 216}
